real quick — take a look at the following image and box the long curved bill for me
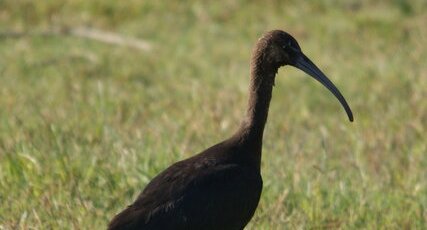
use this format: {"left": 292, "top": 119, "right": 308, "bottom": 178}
{"left": 291, "top": 52, "right": 354, "bottom": 122}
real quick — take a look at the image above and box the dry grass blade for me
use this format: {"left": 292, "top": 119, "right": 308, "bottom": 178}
{"left": 0, "top": 26, "right": 152, "bottom": 52}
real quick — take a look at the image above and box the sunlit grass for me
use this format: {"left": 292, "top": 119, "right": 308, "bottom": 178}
{"left": 0, "top": 0, "right": 426, "bottom": 229}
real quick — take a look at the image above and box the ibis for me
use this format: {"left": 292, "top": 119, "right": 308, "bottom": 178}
{"left": 108, "top": 30, "right": 353, "bottom": 230}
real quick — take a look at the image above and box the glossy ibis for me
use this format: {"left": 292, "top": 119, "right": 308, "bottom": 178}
{"left": 108, "top": 30, "right": 353, "bottom": 230}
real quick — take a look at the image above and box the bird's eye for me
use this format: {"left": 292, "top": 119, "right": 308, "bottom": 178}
{"left": 283, "top": 41, "right": 292, "bottom": 50}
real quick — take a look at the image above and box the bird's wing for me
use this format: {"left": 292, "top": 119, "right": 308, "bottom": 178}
{"left": 108, "top": 156, "right": 241, "bottom": 230}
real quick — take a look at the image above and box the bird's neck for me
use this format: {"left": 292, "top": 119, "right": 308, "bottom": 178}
{"left": 245, "top": 65, "right": 276, "bottom": 138}
{"left": 234, "top": 58, "right": 278, "bottom": 152}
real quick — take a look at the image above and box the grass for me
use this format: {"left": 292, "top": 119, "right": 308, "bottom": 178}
{"left": 0, "top": 0, "right": 426, "bottom": 229}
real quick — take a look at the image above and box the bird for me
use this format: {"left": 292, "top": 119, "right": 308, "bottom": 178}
{"left": 108, "top": 30, "right": 353, "bottom": 230}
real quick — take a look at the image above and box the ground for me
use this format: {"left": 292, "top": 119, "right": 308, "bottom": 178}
{"left": 0, "top": 0, "right": 426, "bottom": 229}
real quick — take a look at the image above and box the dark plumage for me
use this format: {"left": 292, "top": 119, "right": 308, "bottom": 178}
{"left": 108, "top": 30, "right": 353, "bottom": 230}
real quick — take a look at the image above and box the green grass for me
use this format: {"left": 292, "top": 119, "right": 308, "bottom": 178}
{"left": 1, "top": 0, "right": 426, "bottom": 229}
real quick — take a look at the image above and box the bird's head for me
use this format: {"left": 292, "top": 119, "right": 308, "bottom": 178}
{"left": 254, "top": 30, "right": 354, "bottom": 122}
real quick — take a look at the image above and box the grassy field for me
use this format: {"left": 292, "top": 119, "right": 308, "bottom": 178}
{"left": 1, "top": 0, "right": 426, "bottom": 229}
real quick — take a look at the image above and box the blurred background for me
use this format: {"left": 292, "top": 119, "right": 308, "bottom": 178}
{"left": 0, "top": 0, "right": 426, "bottom": 229}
